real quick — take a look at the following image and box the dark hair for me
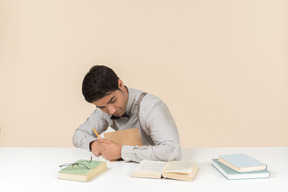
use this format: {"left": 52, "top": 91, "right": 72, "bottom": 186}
{"left": 82, "top": 65, "right": 119, "bottom": 103}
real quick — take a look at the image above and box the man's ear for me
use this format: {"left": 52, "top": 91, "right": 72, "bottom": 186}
{"left": 118, "top": 79, "right": 124, "bottom": 88}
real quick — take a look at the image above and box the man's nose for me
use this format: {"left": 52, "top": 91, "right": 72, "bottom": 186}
{"left": 107, "top": 105, "right": 116, "bottom": 115}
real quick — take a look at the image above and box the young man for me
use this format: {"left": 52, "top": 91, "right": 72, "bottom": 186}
{"left": 73, "top": 65, "right": 181, "bottom": 163}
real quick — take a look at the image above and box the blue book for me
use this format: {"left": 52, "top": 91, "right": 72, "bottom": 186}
{"left": 218, "top": 153, "right": 267, "bottom": 172}
{"left": 212, "top": 159, "right": 270, "bottom": 180}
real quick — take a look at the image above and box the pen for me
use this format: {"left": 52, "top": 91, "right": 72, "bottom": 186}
{"left": 92, "top": 128, "right": 101, "bottom": 138}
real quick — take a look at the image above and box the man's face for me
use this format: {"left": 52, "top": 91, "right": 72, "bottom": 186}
{"left": 92, "top": 79, "right": 128, "bottom": 117}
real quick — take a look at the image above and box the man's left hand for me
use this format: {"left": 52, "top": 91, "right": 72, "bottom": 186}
{"left": 98, "top": 139, "right": 122, "bottom": 161}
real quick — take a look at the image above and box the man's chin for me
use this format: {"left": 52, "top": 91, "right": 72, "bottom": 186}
{"left": 112, "top": 110, "right": 124, "bottom": 117}
{"left": 112, "top": 113, "right": 121, "bottom": 117}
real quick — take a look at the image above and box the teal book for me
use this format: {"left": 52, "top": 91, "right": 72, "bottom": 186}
{"left": 218, "top": 153, "right": 267, "bottom": 172}
{"left": 58, "top": 160, "right": 107, "bottom": 182}
{"left": 212, "top": 159, "right": 270, "bottom": 180}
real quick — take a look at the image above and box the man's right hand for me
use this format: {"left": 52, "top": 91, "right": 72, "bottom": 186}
{"left": 90, "top": 139, "right": 102, "bottom": 156}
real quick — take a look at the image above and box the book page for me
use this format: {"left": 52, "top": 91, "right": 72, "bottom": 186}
{"left": 134, "top": 160, "right": 167, "bottom": 173}
{"left": 163, "top": 161, "right": 195, "bottom": 174}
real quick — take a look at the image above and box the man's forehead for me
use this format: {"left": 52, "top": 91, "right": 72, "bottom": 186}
{"left": 93, "top": 92, "right": 115, "bottom": 106}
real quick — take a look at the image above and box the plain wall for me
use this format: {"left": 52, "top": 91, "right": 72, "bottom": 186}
{"left": 0, "top": 0, "right": 287, "bottom": 147}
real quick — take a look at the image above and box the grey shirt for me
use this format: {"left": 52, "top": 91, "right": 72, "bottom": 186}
{"left": 73, "top": 87, "right": 182, "bottom": 163}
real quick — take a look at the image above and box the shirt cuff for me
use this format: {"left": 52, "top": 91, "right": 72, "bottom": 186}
{"left": 84, "top": 137, "right": 98, "bottom": 151}
{"left": 121, "top": 145, "right": 134, "bottom": 162}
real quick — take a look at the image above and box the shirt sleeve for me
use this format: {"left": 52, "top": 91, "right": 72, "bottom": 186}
{"left": 121, "top": 96, "right": 182, "bottom": 163}
{"left": 72, "top": 109, "right": 109, "bottom": 151}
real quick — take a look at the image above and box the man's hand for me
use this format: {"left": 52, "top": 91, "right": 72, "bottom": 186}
{"left": 90, "top": 139, "right": 102, "bottom": 157}
{"left": 98, "top": 139, "right": 122, "bottom": 161}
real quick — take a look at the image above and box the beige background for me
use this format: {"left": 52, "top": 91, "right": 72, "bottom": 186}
{"left": 0, "top": 0, "right": 287, "bottom": 147}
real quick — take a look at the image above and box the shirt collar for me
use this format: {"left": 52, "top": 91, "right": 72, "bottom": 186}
{"left": 110, "top": 112, "right": 129, "bottom": 119}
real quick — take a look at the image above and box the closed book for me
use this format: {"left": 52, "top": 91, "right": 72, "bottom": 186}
{"left": 104, "top": 128, "right": 143, "bottom": 146}
{"left": 132, "top": 160, "right": 198, "bottom": 182}
{"left": 212, "top": 159, "right": 270, "bottom": 180}
{"left": 58, "top": 160, "right": 107, "bottom": 182}
{"left": 218, "top": 153, "right": 267, "bottom": 172}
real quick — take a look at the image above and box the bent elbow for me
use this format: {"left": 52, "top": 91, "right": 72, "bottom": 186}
{"left": 72, "top": 131, "right": 81, "bottom": 148}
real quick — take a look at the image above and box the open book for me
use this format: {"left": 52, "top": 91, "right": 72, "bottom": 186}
{"left": 131, "top": 160, "right": 198, "bottom": 181}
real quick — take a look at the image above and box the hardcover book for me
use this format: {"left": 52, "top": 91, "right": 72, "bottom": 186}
{"left": 212, "top": 159, "right": 270, "bottom": 180}
{"left": 104, "top": 128, "right": 143, "bottom": 161}
{"left": 132, "top": 160, "right": 198, "bottom": 181}
{"left": 218, "top": 153, "right": 267, "bottom": 172}
{"left": 58, "top": 160, "right": 107, "bottom": 182}
{"left": 104, "top": 128, "right": 143, "bottom": 146}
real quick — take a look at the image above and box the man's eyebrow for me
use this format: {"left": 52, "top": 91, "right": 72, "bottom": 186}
{"left": 106, "top": 96, "right": 116, "bottom": 104}
{"left": 95, "top": 95, "right": 116, "bottom": 108}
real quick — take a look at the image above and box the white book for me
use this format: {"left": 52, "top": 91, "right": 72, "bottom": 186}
{"left": 132, "top": 160, "right": 198, "bottom": 181}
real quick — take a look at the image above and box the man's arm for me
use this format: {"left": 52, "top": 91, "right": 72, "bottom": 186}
{"left": 121, "top": 97, "right": 182, "bottom": 163}
{"left": 73, "top": 110, "right": 109, "bottom": 151}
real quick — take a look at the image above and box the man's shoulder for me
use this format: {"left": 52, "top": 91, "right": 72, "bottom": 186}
{"left": 129, "top": 87, "right": 161, "bottom": 101}
{"left": 140, "top": 92, "right": 165, "bottom": 112}
{"left": 128, "top": 87, "right": 160, "bottom": 103}
{"left": 128, "top": 87, "right": 166, "bottom": 111}
{"left": 142, "top": 93, "right": 162, "bottom": 103}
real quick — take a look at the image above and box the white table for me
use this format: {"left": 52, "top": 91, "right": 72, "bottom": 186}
{"left": 0, "top": 147, "right": 287, "bottom": 192}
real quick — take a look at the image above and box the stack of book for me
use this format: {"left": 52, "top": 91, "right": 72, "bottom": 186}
{"left": 211, "top": 153, "right": 270, "bottom": 180}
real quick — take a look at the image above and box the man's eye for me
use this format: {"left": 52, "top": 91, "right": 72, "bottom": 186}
{"left": 110, "top": 99, "right": 116, "bottom": 104}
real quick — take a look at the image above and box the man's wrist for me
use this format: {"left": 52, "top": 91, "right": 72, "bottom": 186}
{"left": 89, "top": 139, "right": 98, "bottom": 151}
{"left": 121, "top": 145, "right": 134, "bottom": 162}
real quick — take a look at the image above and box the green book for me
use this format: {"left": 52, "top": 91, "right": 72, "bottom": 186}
{"left": 58, "top": 160, "right": 107, "bottom": 182}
